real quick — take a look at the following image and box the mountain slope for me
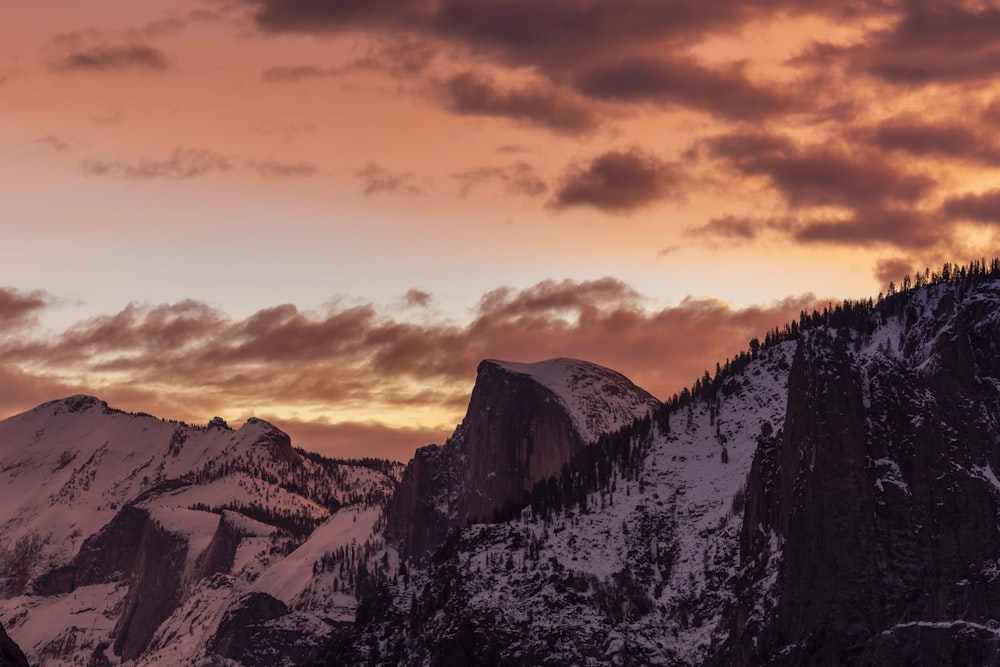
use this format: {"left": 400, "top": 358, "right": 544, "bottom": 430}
{"left": 724, "top": 277, "right": 1000, "bottom": 665}
{"left": 10, "top": 265, "right": 1000, "bottom": 666}
{"left": 356, "top": 270, "right": 1000, "bottom": 666}
{"left": 0, "top": 399, "right": 400, "bottom": 666}
{"left": 385, "top": 358, "right": 660, "bottom": 561}
{"left": 357, "top": 342, "right": 795, "bottom": 665}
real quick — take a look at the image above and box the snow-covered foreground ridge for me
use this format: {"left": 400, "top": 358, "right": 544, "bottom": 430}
{"left": 7, "top": 266, "right": 1000, "bottom": 666}
{"left": 0, "top": 396, "right": 401, "bottom": 666}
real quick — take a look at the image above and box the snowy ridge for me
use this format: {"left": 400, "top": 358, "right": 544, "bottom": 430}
{"left": 0, "top": 397, "right": 402, "bottom": 666}
{"left": 362, "top": 343, "right": 795, "bottom": 665}
{"left": 487, "top": 358, "right": 661, "bottom": 442}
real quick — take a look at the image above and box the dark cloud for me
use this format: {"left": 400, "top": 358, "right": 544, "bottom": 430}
{"left": 247, "top": 159, "right": 319, "bottom": 179}
{"left": 262, "top": 39, "right": 435, "bottom": 83}
{"left": 355, "top": 163, "right": 424, "bottom": 196}
{"left": 496, "top": 144, "right": 529, "bottom": 154}
{"left": 252, "top": 0, "right": 429, "bottom": 33}
{"left": 941, "top": 189, "right": 1000, "bottom": 224}
{"left": 576, "top": 55, "right": 805, "bottom": 121}
{"left": 429, "top": 0, "right": 883, "bottom": 69}
{"left": 856, "top": 116, "right": 1000, "bottom": 165}
{"left": 437, "top": 71, "right": 599, "bottom": 134}
{"left": 81, "top": 149, "right": 235, "bottom": 180}
{"left": 795, "top": 1, "right": 1000, "bottom": 85}
{"left": 552, "top": 148, "right": 682, "bottom": 213}
{"left": 77, "top": 151, "right": 316, "bottom": 181}
{"left": 873, "top": 256, "right": 918, "bottom": 287}
{"left": 261, "top": 65, "right": 349, "bottom": 82}
{"left": 452, "top": 162, "right": 547, "bottom": 198}
{"left": 247, "top": 0, "right": 882, "bottom": 77}
{"left": 0, "top": 279, "right": 825, "bottom": 451}
{"left": 707, "top": 130, "right": 936, "bottom": 209}
{"left": 356, "top": 38, "right": 439, "bottom": 76}
{"left": 51, "top": 44, "right": 169, "bottom": 72}
{"left": 0, "top": 288, "right": 50, "bottom": 332}
{"left": 477, "top": 277, "right": 640, "bottom": 317}
{"left": 403, "top": 289, "right": 432, "bottom": 308}
{"left": 793, "top": 206, "right": 940, "bottom": 249}
{"left": 687, "top": 215, "right": 794, "bottom": 240}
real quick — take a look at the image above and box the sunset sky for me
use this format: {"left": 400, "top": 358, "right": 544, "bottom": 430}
{"left": 4, "top": 0, "right": 1000, "bottom": 459}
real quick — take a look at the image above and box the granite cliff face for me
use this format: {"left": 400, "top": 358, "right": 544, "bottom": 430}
{"left": 360, "top": 272, "right": 1000, "bottom": 666}
{"left": 386, "top": 358, "right": 661, "bottom": 561}
{"left": 725, "top": 279, "right": 1000, "bottom": 665}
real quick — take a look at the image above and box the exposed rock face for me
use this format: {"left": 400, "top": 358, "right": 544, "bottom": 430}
{"left": 34, "top": 504, "right": 151, "bottom": 596}
{"left": 383, "top": 443, "right": 462, "bottom": 567}
{"left": 210, "top": 592, "right": 289, "bottom": 664}
{"left": 726, "top": 282, "right": 1000, "bottom": 665}
{"left": 462, "top": 360, "right": 589, "bottom": 522}
{"left": 193, "top": 511, "right": 247, "bottom": 581}
{"left": 386, "top": 358, "right": 660, "bottom": 561}
{"left": 112, "top": 511, "right": 189, "bottom": 660}
{"left": 244, "top": 417, "right": 303, "bottom": 466}
{"left": 0, "top": 621, "right": 29, "bottom": 667}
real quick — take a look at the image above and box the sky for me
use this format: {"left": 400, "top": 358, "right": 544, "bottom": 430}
{"left": 4, "top": 0, "right": 1000, "bottom": 459}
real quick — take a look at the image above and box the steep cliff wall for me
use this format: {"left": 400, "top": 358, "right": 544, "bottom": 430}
{"left": 727, "top": 282, "right": 1000, "bottom": 665}
{"left": 386, "top": 358, "right": 660, "bottom": 561}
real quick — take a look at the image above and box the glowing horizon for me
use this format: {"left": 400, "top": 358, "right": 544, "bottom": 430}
{"left": 6, "top": 0, "right": 1000, "bottom": 458}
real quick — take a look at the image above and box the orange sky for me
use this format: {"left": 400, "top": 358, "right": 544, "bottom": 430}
{"left": 4, "top": 0, "right": 1000, "bottom": 459}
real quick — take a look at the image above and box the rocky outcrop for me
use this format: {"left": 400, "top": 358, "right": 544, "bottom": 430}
{"left": 725, "top": 284, "right": 1000, "bottom": 665}
{"left": 386, "top": 358, "right": 659, "bottom": 561}
{"left": 193, "top": 511, "right": 247, "bottom": 581}
{"left": 210, "top": 592, "right": 290, "bottom": 664}
{"left": 0, "top": 621, "right": 29, "bottom": 667}
{"left": 208, "top": 592, "right": 335, "bottom": 666}
{"left": 244, "top": 417, "right": 303, "bottom": 466}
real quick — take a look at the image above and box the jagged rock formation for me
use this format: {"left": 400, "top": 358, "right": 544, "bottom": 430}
{"left": 0, "top": 621, "right": 28, "bottom": 667}
{"left": 385, "top": 358, "right": 661, "bottom": 561}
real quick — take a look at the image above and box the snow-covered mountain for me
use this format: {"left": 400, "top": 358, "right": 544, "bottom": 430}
{"left": 355, "top": 268, "right": 1000, "bottom": 665}
{"left": 8, "top": 263, "right": 1000, "bottom": 666}
{"left": 356, "top": 342, "right": 793, "bottom": 665}
{"left": 385, "top": 358, "right": 661, "bottom": 561}
{"left": 0, "top": 398, "right": 402, "bottom": 666}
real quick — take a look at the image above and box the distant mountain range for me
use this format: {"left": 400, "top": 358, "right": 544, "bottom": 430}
{"left": 4, "top": 260, "right": 1000, "bottom": 665}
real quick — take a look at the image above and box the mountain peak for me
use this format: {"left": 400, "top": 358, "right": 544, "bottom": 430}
{"left": 482, "top": 357, "right": 661, "bottom": 443}
{"left": 45, "top": 394, "right": 109, "bottom": 415}
{"left": 238, "top": 417, "right": 299, "bottom": 465}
